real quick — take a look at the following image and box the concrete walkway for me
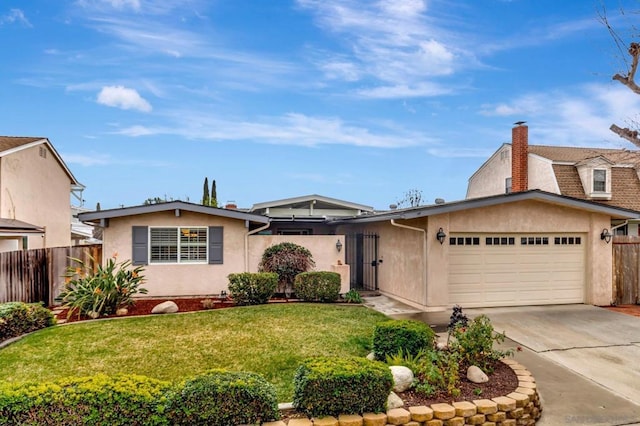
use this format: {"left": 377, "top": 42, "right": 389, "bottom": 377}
{"left": 364, "top": 296, "right": 640, "bottom": 426}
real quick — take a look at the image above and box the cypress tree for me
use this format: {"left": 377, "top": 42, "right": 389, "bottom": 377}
{"left": 211, "top": 180, "right": 218, "bottom": 207}
{"left": 202, "top": 177, "right": 210, "bottom": 206}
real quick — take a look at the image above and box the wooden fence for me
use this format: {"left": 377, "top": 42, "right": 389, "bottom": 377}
{"left": 0, "top": 245, "right": 102, "bottom": 306}
{"left": 613, "top": 236, "right": 640, "bottom": 305}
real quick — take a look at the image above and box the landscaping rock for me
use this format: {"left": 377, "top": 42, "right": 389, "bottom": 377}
{"left": 390, "top": 365, "right": 414, "bottom": 392}
{"left": 151, "top": 301, "right": 179, "bottom": 314}
{"left": 387, "top": 391, "right": 404, "bottom": 409}
{"left": 467, "top": 365, "right": 489, "bottom": 384}
{"left": 366, "top": 352, "right": 376, "bottom": 361}
{"left": 115, "top": 308, "right": 128, "bottom": 316}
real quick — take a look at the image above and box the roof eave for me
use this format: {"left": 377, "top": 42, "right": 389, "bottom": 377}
{"left": 336, "top": 190, "right": 640, "bottom": 224}
{"left": 78, "top": 201, "right": 270, "bottom": 224}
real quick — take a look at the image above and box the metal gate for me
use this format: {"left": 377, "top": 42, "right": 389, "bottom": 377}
{"left": 345, "top": 233, "right": 379, "bottom": 291}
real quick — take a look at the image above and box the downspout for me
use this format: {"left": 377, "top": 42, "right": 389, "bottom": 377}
{"left": 245, "top": 221, "right": 271, "bottom": 272}
{"left": 611, "top": 220, "right": 629, "bottom": 233}
{"left": 390, "top": 219, "right": 427, "bottom": 306}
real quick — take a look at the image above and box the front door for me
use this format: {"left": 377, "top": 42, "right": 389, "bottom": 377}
{"left": 345, "top": 233, "right": 379, "bottom": 291}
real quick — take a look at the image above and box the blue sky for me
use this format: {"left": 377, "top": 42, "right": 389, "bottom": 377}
{"left": 2, "top": 0, "right": 640, "bottom": 210}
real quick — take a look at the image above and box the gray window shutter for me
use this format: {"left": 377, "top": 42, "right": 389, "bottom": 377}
{"left": 132, "top": 226, "right": 148, "bottom": 265}
{"left": 209, "top": 226, "right": 223, "bottom": 264}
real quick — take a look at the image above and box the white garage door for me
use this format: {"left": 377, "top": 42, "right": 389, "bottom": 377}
{"left": 449, "top": 234, "right": 585, "bottom": 308}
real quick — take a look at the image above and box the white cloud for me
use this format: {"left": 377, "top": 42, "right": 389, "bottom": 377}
{"left": 63, "top": 151, "right": 172, "bottom": 167}
{"left": 108, "top": 0, "right": 141, "bottom": 10}
{"left": 0, "top": 9, "right": 31, "bottom": 27}
{"left": 114, "top": 111, "right": 433, "bottom": 148}
{"left": 357, "top": 82, "right": 452, "bottom": 99}
{"left": 479, "top": 84, "right": 640, "bottom": 148}
{"left": 96, "top": 85, "right": 152, "bottom": 112}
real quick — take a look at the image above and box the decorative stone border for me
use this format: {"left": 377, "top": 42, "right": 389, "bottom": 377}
{"left": 267, "top": 359, "right": 541, "bottom": 426}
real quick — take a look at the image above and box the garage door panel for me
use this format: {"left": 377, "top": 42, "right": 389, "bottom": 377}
{"left": 449, "top": 233, "right": 585, "bottom": 308}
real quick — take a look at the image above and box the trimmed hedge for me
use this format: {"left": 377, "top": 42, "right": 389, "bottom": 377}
{"left": 372, "top": 319, "right": 435, "bottom": 360}
{"left": 293, "top": 356, "right": 393, "bottom": 417}
{"left": 0, "top": 302, "right": 55, "bottom": 343}
{"left": 0, "top": 374, "right": 172, "bottom": 426}
{"left": 228, "top": 272, "right": 278, "bottom": 305}
{"left": 294, "top": 271, "right": 341, "bottom": 302}
{"left": 165, "top": 370, "right": 279, "bottom": 425}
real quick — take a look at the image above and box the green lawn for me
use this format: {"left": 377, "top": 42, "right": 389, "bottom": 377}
{"left": 0, "top": 303, "right": 388, "bottom": 401}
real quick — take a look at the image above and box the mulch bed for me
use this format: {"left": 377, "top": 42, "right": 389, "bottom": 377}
{"left": 52, "top": 297, "right": 238, "bottom": 323}
{"left": 396, "top": 360, "right": 519, "bottom": 406}
{"left": 604, "top": 304, "right": 640, "bottom": 318}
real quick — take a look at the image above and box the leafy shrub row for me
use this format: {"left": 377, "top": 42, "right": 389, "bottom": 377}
{"left": 0, "top": 302, "right": 55, "bottom": 343}
{"left": 293, "top": 356, "right": 393, "bottom": 417}
{"left": 228, "top": 272, "right": 278, "bottom": 305}
{"left": 372, "top": 319, "right": 435, "bottom": 360}
{"left": 0, "top": 371, "right": 279, "bottom": 426}
{"left": 294, "top": 271, "right": 341, "bottom": 302}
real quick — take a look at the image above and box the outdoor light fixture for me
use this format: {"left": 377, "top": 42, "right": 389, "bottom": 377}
{"left": 600, "top": 228, "right": 612, "bottom": 244}
{"left": 336, "top": 239, "right": 343, "bottom": 252}
{"left": 436, "top": 228, "right": 447, "bottom": 245}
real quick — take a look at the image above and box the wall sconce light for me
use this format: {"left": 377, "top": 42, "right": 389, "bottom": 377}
{"left": 336, "top": 239, "right": 343, "bottom": 252}
{"left": 600, "top": 228, "right": 612, "bottom": 244}
{"left": 436, "top": 228, "right": 447, "bottom": 245}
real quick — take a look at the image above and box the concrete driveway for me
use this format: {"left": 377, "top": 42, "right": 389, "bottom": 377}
{"left": 464, "top": 305, "right": 640, "bottom": 426}
{"left": 380, "top": 300, "right": 640, "bottom": 426}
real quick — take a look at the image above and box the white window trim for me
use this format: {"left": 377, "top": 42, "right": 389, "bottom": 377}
{"left": 590, "top": 168, "right": 611, "bottom": 199}
{"left": 148, "top": 226, "right": 209, "bottom": 265}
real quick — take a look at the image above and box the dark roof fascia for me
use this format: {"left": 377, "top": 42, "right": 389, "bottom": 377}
{"left": 0, "top": 218, "right": 45, "bottom": 233}
{"left": 332, "top": 190, "right": 640, "bottom": 224}
{"left": 78, "top": 201, "right": 270, "bottom": 224}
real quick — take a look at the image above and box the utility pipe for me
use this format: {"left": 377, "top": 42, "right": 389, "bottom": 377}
{"left": 244, "top": 221, "right": 271, "bottom": 272}
{"left": 390, "top": 219, "right": 428, "bottom": 306}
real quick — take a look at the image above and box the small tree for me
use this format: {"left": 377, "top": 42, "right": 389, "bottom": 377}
{"left": 258, "top": 242, "right": 315, "bottom": 296}
{"left": 202, "top": 177, "right": 210, "bottom": 206}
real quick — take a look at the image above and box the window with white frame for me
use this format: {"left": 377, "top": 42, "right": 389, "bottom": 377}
{"left": 593, "top": 169, "right": 606, "bottom": 192}
{"left": 150, "top": 227, "right": 207, "bottom": 263}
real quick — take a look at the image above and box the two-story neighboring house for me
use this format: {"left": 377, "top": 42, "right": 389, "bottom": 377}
{"left": 0, "top": 136, "right": 83, "bottom": 252}
{"left": 466, "top": 123, "right": 640, "bottom": 235}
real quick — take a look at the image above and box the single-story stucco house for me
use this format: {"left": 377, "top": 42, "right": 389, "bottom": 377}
{"left": 80, "top": 190, "right": 639, "bottom": 310}
{"left": 78, "top": 201, "right": 349, "bottom": 297}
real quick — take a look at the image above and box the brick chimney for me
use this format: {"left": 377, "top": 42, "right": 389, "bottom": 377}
{"left": 511, "top": 122, "right": 528, "bottom": 192}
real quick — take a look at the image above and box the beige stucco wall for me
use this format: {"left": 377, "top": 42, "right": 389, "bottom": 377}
{"left": 102, "top": 211, "right": 248, "bottom": 297}
{"left": 0, "top": 144, "right": 72, "bottom": 249}
{"left": 344, "top": 199, "right": 614, "bottom": 309}
{"left": 466, "top": 147, "right": 559, "bottom": 198}
{"left": 247, "top": 235, "right": 348, "bottom": 293}
{"left": 334, "top": 222, "right": 426, "bottom": 308}
{"left": 466, "top": 145, "right": 511, "bottom": 199}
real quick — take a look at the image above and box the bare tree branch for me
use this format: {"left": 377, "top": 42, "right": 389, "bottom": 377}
{"left": 613, "top": 42, "right": 640, "bottom": 94}
{"left": 610, "top": 124, "right": 640, "bottom": 147}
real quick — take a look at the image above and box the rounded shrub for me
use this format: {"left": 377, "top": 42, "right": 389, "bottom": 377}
{"left": 0, "top": 374, "right": 171, "bottom": 426}
{"left": 228, "top": 272, "right": 278, "bottom": 305}
{"left": 258, "top": 242, "right": 315, "bottom": 295}
{"left": 294, "top": 271, "right": 341, "bottom": 302}
{"left": 372, "top": 319, "right": 435, "bottom": 360}
{"left": 164, "top": 369, "right": 279, "bottom": 426}
{"left": 293, "top": 356, "right": 393, "bottom": 417}
{"left": 0, "top": 302, "right": 55, "bottom": 343}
